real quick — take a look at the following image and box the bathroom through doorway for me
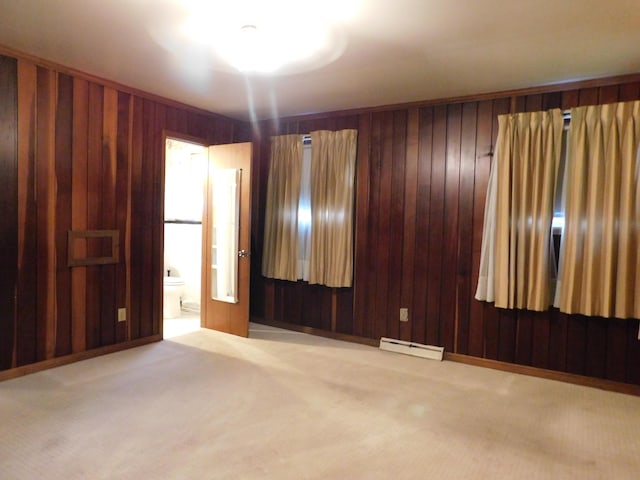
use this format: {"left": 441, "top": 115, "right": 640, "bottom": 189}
{"left": 163, "top": 136, "right": 208, "bottom": 338}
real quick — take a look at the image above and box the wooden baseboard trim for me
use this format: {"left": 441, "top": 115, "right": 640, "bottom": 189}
{"left": 251, "top": 318, "right": 380, "bottom": 347}
{"left": 445, "top": 352, "right": 640, "bottom": 397}
{"left": 0, "top": 335, "right": 163, "bottom": 382}
{"left": 251, "top": 318, "right": 640, "bottom": 396}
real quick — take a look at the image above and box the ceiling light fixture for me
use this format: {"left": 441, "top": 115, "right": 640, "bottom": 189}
{"left": 179, "top": 0, "right": 362, "bottom": 75}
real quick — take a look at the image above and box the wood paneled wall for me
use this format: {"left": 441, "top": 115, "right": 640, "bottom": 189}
{"left": 0, "top": 53, "right": 241, "bottom": 372}
{"left": 252, "top": 78, "right": 640, "bottom": 386}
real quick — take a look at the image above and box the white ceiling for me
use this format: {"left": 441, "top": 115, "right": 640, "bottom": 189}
{"left": 0, "top": 0, "right": 639, "bottom": 121}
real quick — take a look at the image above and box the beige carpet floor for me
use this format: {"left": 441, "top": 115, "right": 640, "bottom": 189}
{"left": 1, "top": 324, "right": 639, "bottom": 479}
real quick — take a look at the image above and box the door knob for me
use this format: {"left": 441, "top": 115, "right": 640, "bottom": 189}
{"left": 238, "top": 250, "right": 250, "bottom": 258}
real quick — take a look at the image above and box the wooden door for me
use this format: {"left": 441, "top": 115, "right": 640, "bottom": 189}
{"left": 201, "top": 143, "right": 252, "bottom": 337}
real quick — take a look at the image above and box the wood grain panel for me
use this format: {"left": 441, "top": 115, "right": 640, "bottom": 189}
{"left": 585, "top": 317, "right": 608, "bottom": 378}
{"left": 71, "top": 77, "right": 89, "bottom": 353}
{"left": 400, "top": 108, "right": 419, "bottom": 342}
{"left": 455, "top": 101, "right": 478, "bottom": 354}
{"left": 249, "top": 73, "right": 640, "bottom": 388}
{"left": 54, "top": 74, "right": 73, "bottom": 357}
{"left": 151, "top": 103, "right": 166, "bottom": 336}
{"left": 366, "top": 113, "right": 383, "bottom": 339}
{"left": 566, "top": 314, "right": 588, "bottom": 375}
{"left": 115, "top": 92, "right": 132, "bottom": 344}
{"left": 515, "top": 310, "right": 534, "bottom": 366}
{"left": 85, "top": 82, "right": 104, "bottom": 350}
{"left": 1, "top": 51, "right": 243, "bottom": 375}
{"left": 100, "top": 87, "right": 118, "bottom": 346}
{"left": 411, "top": 107, "right": 434, "bottom": 345}
{"left": 386, "top": 111, "right": 407, "bottom": 340}
{"left": 618, "top": 82, "right": 640, "bottom": 101}
{"left": 440, "top": 104, "right": 462, "bottom": 351}
{"left": 0, "top": 55, "right": 18, "bottom": 370}
{"left": 425, "top": 105, "right": 447, "bottom": 346}
{"left": 139, "top": 99, "right": 155, "bottom": 338}
{"left": 484, "top": 98, "right": 510, "bottom": 360}
{"left": 604, "top": 318, "right": 627, "bottom": 382}
{"left": 468, "top": 100, "right": 493, "bottom": 357}
{"left": 530, "top": 310, "right": 550, "bottom": 369}
{"left": 36, "top": 67, "right": 58, "bottom": 360}
{"left": 128, "top": 96, "right": 144, "bottom": 340}
{"left": 598, "top": 85, "right": 619, "bottom": 104}
{"left": 352, "top": 113, "right": 371, "bottom": 337}
{"left": 374, "top": 112, "right": 394, "bottom": 340}
{"left": 548, "top": 310, "right": 568, "bottom": 372}
{"left": 16, "top": 60, "right": 38, "bottom": 366}
{"left": 626, "top": 320, "right": 640, "bottom": 384}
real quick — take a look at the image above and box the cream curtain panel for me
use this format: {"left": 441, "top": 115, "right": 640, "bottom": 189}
{"left": 308, "top": 129, "right": 358, "bottom": 288}
{"left": 476, "top": 109, "right": 564, "bottom": 310}
{"left": 555, "top": 101, "right": 640, "bottom": 318}
{"left": 262, "top": 134, "right": 303, "bottom": 281}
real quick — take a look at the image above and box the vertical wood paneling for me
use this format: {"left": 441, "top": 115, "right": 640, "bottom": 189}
{"left": 85, "top": 82, "right": 104, "bottom": 350}
{"left": 400, "top": 108, "right": 419, "bottom": 342}
{"left": 425, "top": 105, "right": 447, "bottom": 346}
{"left": 366, "top": 113, "right": 383, "bottom": 339}
{"left": 353, "top": 113, "right": 371, "bottom": 337}
{"left": 54, "top": 74, "right": 73, "bottom": 357}
{"left": 487, "top": 98, "right": 510, "bottom": 361}
{"left": 468, "top": 100, "right": 493, "bottom": 357}
{"left": 35, "top": 67, "right": 58, "bottom": 360}
{"left": 0, "top": 55, "right": 18, "bottom": 370}
{"left": 411, "top": 107, "right": 434, "bottom": 346}
{"left": 548, "top": 310, "right": 568, "bottom": 372}
{"left": 440, "top": 104, "right": 462, "bottom": 351}
{"left": 139, "top": 99, "right": 155, "bottom": 338}
{"left": 5, "top": 48, "right": 640, "bottom": 389}
{"left": 386, "top": 111, "right": 406, "bottom": 340}
{"left": 156, "top": 105, "right": 168, "bottom": 335}
{"left": 100, "top": 87, "right": 118, "bottom": 346}
{"left": 16, "top": 60, "right": 38, "bottom": 366}
{"left": 456, "top": 102, "right": 478, "bottom": 354}
{"left": 115, "top": 92, "right": 132, "bottom": 344}
{"left": 1, "top": 53, "right": 244, "bottom": 375}
{"left": 71, "top": 77, "right": 88, "bottom": 353}
{"left": 129, "top": 96, "right": 144, "bottom": 340}
{"left": 374, "top": 112, "right": 394, "bottom": 340}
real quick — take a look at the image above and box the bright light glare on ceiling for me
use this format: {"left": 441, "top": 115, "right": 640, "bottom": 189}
{"left": 180, "top": 0, "right": 361, "bottom": 74}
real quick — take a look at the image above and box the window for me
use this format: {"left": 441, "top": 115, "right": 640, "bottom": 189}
{"left": 262, "top": 129, "right": 358, "bottom": 288}
{"left": 477, "top": 101, "right": 640, "bottom": 319}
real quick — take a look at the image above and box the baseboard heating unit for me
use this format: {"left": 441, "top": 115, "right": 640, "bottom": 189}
{"left": 379, "top": 337, "right": 444, "bottom": 361}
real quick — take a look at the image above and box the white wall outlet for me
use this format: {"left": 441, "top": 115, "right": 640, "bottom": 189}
{"left": 400, "top": 308, "right": 409, "bottom": 322}
{"left": 118, "top": 308, "right": 126, "bottom": 322}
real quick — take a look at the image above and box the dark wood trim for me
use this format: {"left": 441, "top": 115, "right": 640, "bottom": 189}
{"left": 0, "top": 334, "right": 162, "bottom": 382}
{"left": 253, "top": 317, "right": 640, "bottom": 396}
{"left": 252, "top": 318, "right": 379, "bottom": 347}
{"left": 271, "top": 73, "right": 640, "bottom": 123}
{"left": 0, "top": 44, "right": 241, "bottom": 123}
{"left": 445, "top": 352, "right": 640, "bottom": 397}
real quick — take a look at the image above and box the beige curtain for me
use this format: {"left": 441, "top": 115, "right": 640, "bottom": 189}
{"left": 308, "top": 129, "right": 357, "bottom": 287}
{"left": 476, "top": 109, "right": 564, "bottom": 310}
{"left": 555, "top": 101, "right": 640, "bottom": 318}
{"left": 262, "top": 134, "right": 303, "bottom": 281}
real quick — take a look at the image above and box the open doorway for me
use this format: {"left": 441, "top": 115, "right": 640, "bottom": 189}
{"left": 163, "top": 137, "right": 207, "bottom": 338}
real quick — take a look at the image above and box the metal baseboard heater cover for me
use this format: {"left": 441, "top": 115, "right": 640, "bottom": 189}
{"left": 379, "top": 337, "right": 444, "bottom": 361}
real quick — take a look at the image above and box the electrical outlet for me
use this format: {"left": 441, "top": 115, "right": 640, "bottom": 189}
{"left": 400, "top": 308, "right": 409, "bottom": 322}
{"left": 118, "top": 308, "right": 126, "bottom": 322}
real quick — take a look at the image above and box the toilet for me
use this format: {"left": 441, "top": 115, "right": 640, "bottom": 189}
{"left": 163, "top": 276, "right": 185, "bottom": 318}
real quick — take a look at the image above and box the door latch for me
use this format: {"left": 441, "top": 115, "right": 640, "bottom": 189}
{"left": 238, "top": 250, "right": 250, "bottom": 258}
